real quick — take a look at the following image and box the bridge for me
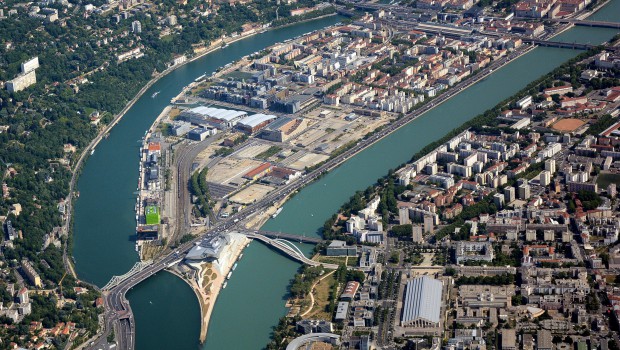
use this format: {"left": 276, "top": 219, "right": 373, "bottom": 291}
{"left": 254, "top": 230, "right": 325, "bottom": 244}
{"left": 102, "top": 261, "right": 153, "bottom": 291}
{"left": 246, "top": 232, "right": 339, "bottom": 269}
{"left": 549, "top": 18, "right": 620, "bottom": 29}
{"left": 521, "top": 38, "right": 596, "bottom": 50}
{"left": 101, "top": 231, "right": 330, "bottom": 290}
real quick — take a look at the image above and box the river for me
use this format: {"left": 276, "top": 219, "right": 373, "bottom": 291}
{"left": 70, "top": 4, "right": 619, "bottom": 350}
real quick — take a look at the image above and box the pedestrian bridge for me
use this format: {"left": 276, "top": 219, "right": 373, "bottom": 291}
{"left": 245, "top": 233, "right": 339, "bottom": 269}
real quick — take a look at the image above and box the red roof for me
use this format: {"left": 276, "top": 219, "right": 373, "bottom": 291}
{"left": 148, "top": 142, "right": 161, "bottom": 152}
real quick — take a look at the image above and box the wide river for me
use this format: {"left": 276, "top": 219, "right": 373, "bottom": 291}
{"left": 72, "top": 3, "right": 619, "bottom": 349}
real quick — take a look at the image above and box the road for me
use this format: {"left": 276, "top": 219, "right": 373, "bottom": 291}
{"left": 88, "top": 40, "right": 537, "bottom": 350}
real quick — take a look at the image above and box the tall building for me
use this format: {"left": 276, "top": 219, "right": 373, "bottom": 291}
{"left": 518, "top": 183, "right": 530, "bottom": 200}
{"left": 132, "top": 20, "right": 142, "bottom": 33}
{"left": 494, "top": 193, "right": 505, "bottom": 209}
{"left": 539, "top": 170, "right": 551, "bottom": 187}
{"left": 504, "top": 186, "right": 515, "bottom": 203}
{"left": 6, "top": 57, "right": 39, "bottom": 93}
{"left": 544, "top": 159, "right": 555, "bottom": 174}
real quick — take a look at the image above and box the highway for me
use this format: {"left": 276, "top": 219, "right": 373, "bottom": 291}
{"left": 89, "top": 38, "right": 537, "bottom": 350}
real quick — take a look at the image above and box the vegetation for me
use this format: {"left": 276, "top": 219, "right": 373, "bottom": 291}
{"left": 455, "top": 274, "right": 515, "bottom": 286}
{"left": 256, "top": 146, "right": 282, "bottom": 160}
{"left": 189, "top": 167, "right": 211, "bottom": 217}
{"left": 586, "top": 114, "right": 617, "bottom": 136}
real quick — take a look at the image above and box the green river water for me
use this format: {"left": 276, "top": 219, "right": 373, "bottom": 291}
{"left": 71, "top": 5, "right": 619, "bottom": 350}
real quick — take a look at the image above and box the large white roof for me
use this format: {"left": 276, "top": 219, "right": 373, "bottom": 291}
{"left": 238, "top": 114, "right": 277, "bottom": 128}
{"left": 401, "top": 276, "right": 443, "bottom": 324}
{"left": 186, "top": 106, "right": 246, "bottom": 121}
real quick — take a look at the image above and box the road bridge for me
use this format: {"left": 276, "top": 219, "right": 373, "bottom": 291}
{"left": 549, "top": 18, "right": 620, "bottom": 29}
{"left": 521, "top": 38, "right": 596, "bottom": 50}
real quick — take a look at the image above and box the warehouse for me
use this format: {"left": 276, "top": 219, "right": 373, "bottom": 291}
{"left": 401, "top": 276, "right": 443, "bottom": 328}
{"left": 259, "top": 117, "right": 308, "bottom": 142}
{"left": 235, "top": 113, "right": 278, "bottom": 134}
{"left": 180, "top": 106, "right": 247, "bottom": 128}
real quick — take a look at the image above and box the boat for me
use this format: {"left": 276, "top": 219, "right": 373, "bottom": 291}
{"left": 232, "top": 263, "right": 237, "bottom": 271}
{"left": 238, "top": 253, "right": 243, "bottom": 260}
{"left": 272, "top": 207, "right": 283, "bottom": 218}
{"left": 194, "top": 74, "right": 207, "bottom": 82}
{"left": 151, "top": 91, "right": 160, "bottom": 98}
{"left": 222, "top": 281, "right": 228, "bottom": 289}
{"left": 90, "top": 149, "right": 95, "bottom": 155}
{"left": 226, "top": 271, "right": 232, "bottom": 280}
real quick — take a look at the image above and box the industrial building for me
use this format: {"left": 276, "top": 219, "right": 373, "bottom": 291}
{"left": 187, "top": 127, "right": 216, "bottom": 141}
{"left": 259, "top": 117, "right": 308, "bottom": 142}
{"left": 179, "top": 106, "right": 247, "bottom": 129}
{"left": 243, "top": 162, "right": 272, "bottom": 180}
{"left": 235, "top": 113, "right": 277, "bottom": 134}
{"left": 400, "top": 276, "right": 443, "bottom": 328}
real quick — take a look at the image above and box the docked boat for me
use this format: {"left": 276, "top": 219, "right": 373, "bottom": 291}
{"left": 232, "top": 263, "right": 237, "bottom": 271}
{"left": 222, "top": 281, "right": 228, "bottom": 289}
{"left": 272, "top": 207, "right": 283, "bottom": 218}
{"left": 90, "top": 149, "right": 95, "bottom": 155}
{"left": 226, "top": 271, "right": 232, "bottom": 280}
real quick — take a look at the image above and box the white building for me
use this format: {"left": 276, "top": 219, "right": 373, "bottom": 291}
{"left": 132, "top": 20, "right": 142, "bottom": 33}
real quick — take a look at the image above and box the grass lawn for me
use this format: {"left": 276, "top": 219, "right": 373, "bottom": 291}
{"left": 306, "top": 273, "right": 335, "bottom": 320}
{"left": 597, "top": 172, "right": 620, "bottom": 189}
{"left": 223, "top": 71, "right": 254, "bottom": 80}
{"left": 315, "top": 255, "right": 348, "bottom": 266}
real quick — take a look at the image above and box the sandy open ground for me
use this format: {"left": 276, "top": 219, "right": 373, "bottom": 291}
{"left": 229, "top": 183, "right": 275, "bottom": 204}
{"left": 552, "top": 118, "right": 586, "bottom": 132}
{"left": 206, "top": 157, "right": 263, "bottom": 185}
{"left": 286, "top": 152, "right": 330, "bottom": 170}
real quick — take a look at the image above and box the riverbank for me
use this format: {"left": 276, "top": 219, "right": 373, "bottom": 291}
{"left": 168, "top": 233, "right": 250, "bottom": 343}
{"left": 63, "top": 12, "right": 340, "bottom": 281}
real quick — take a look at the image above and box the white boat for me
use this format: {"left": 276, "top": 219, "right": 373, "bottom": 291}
{"left": 151, "top": 91, "right": 160, "bottom": 98}
{"left": 90, "top": 149, "right": 95, "bottom": 155}
{"left": 232, "top": 263, "right": 237, "bottom": 271}
{"left": 238, "top": 253, "right": 243, "bottom": 260}
{"left": 226, "top": 271, "right": 232, "bottom": 280}
{"left": 272, "top": 207, "right": 283, "bottom": 219}
{"left": 222, "top": 281, "right": 228, "bottom": 289}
